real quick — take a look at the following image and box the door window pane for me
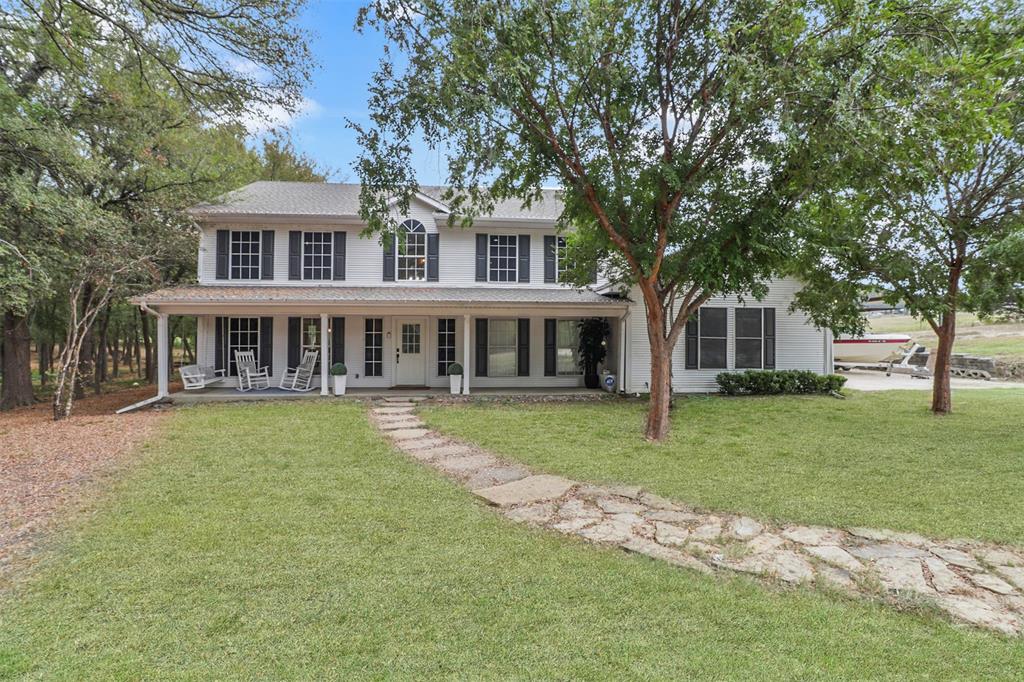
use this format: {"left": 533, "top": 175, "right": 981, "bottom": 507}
{"left": 227, "top": 317, "right": 260, "bottom": 376}
{"left": 488, "top": 319, "right": 517, "bottom": 377}
{"left": 401, "top": 323, "right": 421, "bottom": 354}
{"left": 364, "top": 318, "right": 383, "bottom": 377}
{"left": 300, "top": 317, "right": 324, "bottom": 371}
{"left": 437, "top": 318, "right": 456, "bottom": 375}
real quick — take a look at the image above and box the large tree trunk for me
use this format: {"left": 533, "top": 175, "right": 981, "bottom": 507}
{"left": 38, "top": 340, "right": 50, "bottom": 387}
{"left": 931, "top": 313, "right": 956, "bottom": 414}
{"left": 641, "top": 292, "right": 673, "bottom": 441}
{"left": 94, "top": 303, "right": 112, "bottom": 393}
{"left": 1, "top": 311, "right": 35, "bottom": 410}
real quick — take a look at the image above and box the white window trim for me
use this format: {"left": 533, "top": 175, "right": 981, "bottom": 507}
{"left": 364, "top": 318, "right": 383, "bottom": 377}
{"left": 397, "top": 219, "right": 427, "bottom": 282}
{"left": 487, "top": 318, "right": 518, "bottom": 377}
{"left": 301, "top": 231, "right": 333, "bottom": 281}
{"left": 698, "top": 307, "right": 728, "bottom": 370}
{"left": 229, "top": 230, "right": 261, "bottom": 280}
{"left": 437, "top": 318, "right": 456, "bottom": 377}
{"left": 488, "top": 234, "right": 518, "bottom": 283}
{"left": 227, "top": 317, "right": 260, "bottom": 377}
{"left": 554, "top": 236, "right": 568, "bottom": 283}
{"left": 734, "top": 308, "right": 764, "bottom": 369}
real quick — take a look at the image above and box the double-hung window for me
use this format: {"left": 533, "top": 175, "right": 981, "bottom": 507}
{"left": 488, "top": 319, "right": 517, "bottom": 376}
{"left": 227, "top": 317, "right": 260, "bottom": 376}
{"left": 437, "top": 318, "right": 456, "bottom": 376}
{"left": 698, "top": 308, "right": 728, "bottom": 369}
{"left": 397, "top": 219, "right": 426, "bottom": 281}
{"left": 303, "top": 232, "right": 332, "bottom": 280}
{"left": 488, "top": 235, "right": 517, "bottom": 282}
{"left": 556, "top": 319, "right": 581, "bottom": 375}
{"left": 230, "top": 231, "right": 261, "bottom": 279}
{"left": 555, "top": 237, "right": 568, "bottom": 282}
{"left": 735, "top": 309, "right": 763, "bottom": 369}
{"left": 364, "top": 318, "right": 383, "bottom": 377}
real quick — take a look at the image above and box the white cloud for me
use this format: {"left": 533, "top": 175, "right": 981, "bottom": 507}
{"left": 237, "top": 96, "right": 323, "bottom": 135}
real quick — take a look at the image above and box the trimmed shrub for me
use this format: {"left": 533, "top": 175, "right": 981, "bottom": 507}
{"left": 447, "top": 362, "right": 464, "bottom": 376}
{"left": 330, "top": 362, "right": 347, "bottom": 376}
{"left": 716, "top": 370, "right": 846, "bottom": 396}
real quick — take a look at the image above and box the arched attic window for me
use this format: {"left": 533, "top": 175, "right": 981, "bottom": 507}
{"left": 396, "top": 219, "right": 426, "bottom": 281}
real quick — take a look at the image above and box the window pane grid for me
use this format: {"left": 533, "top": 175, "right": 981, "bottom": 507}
{"left": 364, "top": 318, "right": 383, "bottom": 377}
{"left": 227, "top": 317, "right": 260, "bottom": 377}
{"left": 489, "top": 235, "right": 517, "bottom": 282}
{"left": 437, "top": 318, "right": 455, "bottom": 375}
{"left": 555, "top": 237, "right": 567, "bottom": 282}
{"left": 488, "top": 319, "right": 517, "bottom": 376}
{"left": 397, "top": 220, "right": 426, "bottom": 281}
{"left": 300, "top": 317, "right": 324, "bottom": 371}
{"left": 556, "top": 319, "right": 581, "bottom": 375}
{"left": 303, "top": 232, "right": 332, "bottom": 280}
{"left": 401, "top": 323, "right": 421, "bottom": 354}
{"left": 230, "top": 231, "right": 261, "bottom": 279}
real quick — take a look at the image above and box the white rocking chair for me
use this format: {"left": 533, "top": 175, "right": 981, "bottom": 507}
{"left": 179, "top": 365, "right": 225, "bottom": 390}
{"left": 234, "top": 350, "right": 271, "bottom": 392}
{"left": 280, "top": 350, "right": 318, "bottom": 392}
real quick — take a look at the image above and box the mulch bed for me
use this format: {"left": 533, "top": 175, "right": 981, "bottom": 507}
{"left": 0, "top": 383, "right": 176, "bottom": 585}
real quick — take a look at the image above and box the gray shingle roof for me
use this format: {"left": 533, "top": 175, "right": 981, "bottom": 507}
{"left": 191, "top": 181, "right": 564, "bottom": 221}
{"left": 134, "top": 285, "right": 624, "bottom": 307}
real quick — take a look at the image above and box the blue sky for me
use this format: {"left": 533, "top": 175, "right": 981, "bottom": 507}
{"left": 266, "top": 0, "right": 448, "bottom": 184}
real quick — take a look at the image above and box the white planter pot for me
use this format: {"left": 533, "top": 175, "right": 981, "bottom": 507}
{"left": 449, "top": 374, "right": 463, "bottom": 395}
{"left": 333, "top": 375, "right": 347, "bottom": 396}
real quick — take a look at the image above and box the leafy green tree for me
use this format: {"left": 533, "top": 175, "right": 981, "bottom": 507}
{"left": 794, "top": 1, "right": 1024, "bottom": 414}
{"left": 352, "top": 0, "right": 925, "bottom": 440}
{"left": 259, "top": 131, "right": 335, "bottom": 182}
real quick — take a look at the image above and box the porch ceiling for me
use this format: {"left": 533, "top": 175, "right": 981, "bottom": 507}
{"left": 131, "top": 285, "right": 630, "bottom": 316}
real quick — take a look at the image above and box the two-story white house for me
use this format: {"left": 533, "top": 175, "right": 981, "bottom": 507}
{"left": 133, "top": 181, "right": 832, "bottom": 398}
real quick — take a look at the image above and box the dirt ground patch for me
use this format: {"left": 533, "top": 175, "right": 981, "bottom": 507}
{"left": 0, "top": 383, "right": 176, "bottom": 585}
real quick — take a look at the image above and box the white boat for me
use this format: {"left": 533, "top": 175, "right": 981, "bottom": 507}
{"left": 833, "top": 333, "right": 914, "bottom": 364}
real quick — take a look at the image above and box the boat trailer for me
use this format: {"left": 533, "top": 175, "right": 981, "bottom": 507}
{"left": 834, "top": 342, "right": 933, "bottom": 378}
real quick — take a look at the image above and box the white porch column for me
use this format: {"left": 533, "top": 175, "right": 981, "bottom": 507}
{"left": 156, "top": 313, "right": 169, "bottom": 398}
{"left": 618, "top": 313, "right": 627, "bottom": 394}
{"left": 462, "top": 314, "right": 471, "bottom": 395}
{"left": 320, "top": 313, "right": 329, "bottom": 396}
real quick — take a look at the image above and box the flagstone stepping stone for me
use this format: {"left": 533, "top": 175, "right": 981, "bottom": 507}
{"left": 931, "top": 547, "right": 983, "bottom": 571}
{"left": 621, "top": 538, "right": 713, "bottom": 574}
{"left": 596, "top": 497, "right": 646, "bottom": 515}
{"left": 644, "top": 510, "right": 702, "bottom": 524}
{"left": 766, "top": 551, "right": 816, "bottom": 583}
{"left": 474, "top": 475, "right": 577, "bottom": 507}
{"left": 938, "top": 595, "right": 1022, "bottom": 635}
{"left": 401, "top": 437, "right": 450, "bottom": 452}
{"left": 557, "top": 498, "right": 603, "bottom": 521}
{"left": 654, "top": 522, "right": 690, "bottom": 546}
{"left": 781, "top": 525, "right": 844, "bottom": 546}
{"left": 435, "top": 453, "right": 499, "bottom": 475}
{"left": 746, "top": 533, "right": 787, "bottom": 555}
{"left": 979, "top": 548, "right": 1024, "bottom": 567}
{"left": 818, "top": 566, "right": 857, "bottom": 590}
{"left": 376, "top": 411, "right": 422, "bottom": 421}
{"left": 691, "top": 520, "right": 722, "bottom": 541}
{"left": 579, "top": 519, "right": 637, "bottom": 544}
{"left": 551, "top": 516, "right": 598, "bottom": 533}
{"left": 848, "top": 527, "right": 930, "bottom": 546}
{"left": 730, "top": 517, "right": 763, "bottom": 540}
{"left": 505, "top": 502, "right": 556, "bottom": 525}
{"left": 637, "top": 492, "right": 680, "bottom": 511}
{"left": 924, "top": 557, "right": 969, "bottom": 594}
{"left": 378, "top": 419, "right": 423, "bottom": 431}
{"left": 412, "top": 444, "right": 473, "bottom": 458}
{"left": 875, "top": 557, "right": 931, "bottom": 593}
{"left": 969, "top": 572, "right": 1017, "bottom": 595}
{"left": 804, "top": 545, "right": 864, "bottom": 573}
{"left": 384, "top": 396, "right": 425, "bottom": 402}
{"left": 373, "top": 406, "right": 415, "bottom": 415}
{"left": 848, "top": 543, "right": 929, "bottom": 561}
{"left": 466, "top": 466, "right": 530, "bottom": 490}
{"left": 996, "top": 566, "right": 1024, "bottom": 591}
{"left": 389, "top": 428, "right": 431, "bottom": 441}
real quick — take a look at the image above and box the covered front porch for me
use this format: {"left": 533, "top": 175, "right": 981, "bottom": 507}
{"left": 131, "top": 285, "right": 631, "bottom": 400}
{"left": 167, "top": 385, "right": 612, "bottom": 404}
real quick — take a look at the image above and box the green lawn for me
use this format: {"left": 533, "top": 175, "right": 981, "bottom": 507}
{"left": 423, "top": 390, "right": 1024, "bottom": 546}
{"left": 2, "top": 402, "right": 1022, "bottom": 678}
{"left": 868, "top": 313, "right": 1024, "bottom": 362}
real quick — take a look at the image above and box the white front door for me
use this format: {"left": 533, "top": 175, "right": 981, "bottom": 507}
{"left": 394, "top": 317, "right": 427, "bottom": 386}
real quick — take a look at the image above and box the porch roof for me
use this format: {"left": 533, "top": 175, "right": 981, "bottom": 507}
{"left": 132, "top": 285, "right": 629, "bottom": 312}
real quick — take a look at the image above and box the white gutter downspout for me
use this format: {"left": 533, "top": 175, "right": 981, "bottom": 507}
{"left": 139, "top": 301, "right": 170, "bottom": 399}
{"left": 618, "top": 309, "right": 629, "bottom": 394}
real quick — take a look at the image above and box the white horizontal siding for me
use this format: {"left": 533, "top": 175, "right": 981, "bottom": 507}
{"left": 623, "top": 277, "right": 829, "bottom": 394}
{"left": 197, "top": 195, "right": 594, "bottom": 290}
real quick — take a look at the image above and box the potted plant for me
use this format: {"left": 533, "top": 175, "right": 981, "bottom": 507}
{"left": 330, "top": 362, "right": 347, "bottom": 395}
{"left": 447, "top": 362, "right": 463, "bottom": 394}
{"left": 577, "top": 318, "right": 611, "bottom": 389}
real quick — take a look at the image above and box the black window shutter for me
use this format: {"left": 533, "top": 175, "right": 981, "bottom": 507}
{"left": 215, "top": 230, "right": 229, "bottom": 279}
{"left": 518, "top": 234, "right": 530, "bottom": 282}
{"left": 259, "top": 317, "right": 273, "bottom": 374}
{"left": 590, "top": 262, "right": 599, "bottom": 284}
{"left": 261, "top": 231, "right": 274, "bottom": 280}
{"left": 288, "top": 231, "right": 302, "bottom": 280}
{"left": 427, "top": 233, "right": 440, "bottom": 282}
{"left": 544, "top": 318, "right": 556, "bottom": 376}
{"left": 475, "top": 234, "right": 488, "bottom": 281}
{"left": 333, "top": 232, "right": 346, "bottom": 280}
{"left": 517, "top": 318, "right": 530, "bottom": 376}
{"left": 214, "top": 317, "right": 227, "bottom": 372}
{"left": 331, "top": 317, "right": 345, "bottom": 365}
{"left": 383, "top": 235, "right": 395, "bottom": 281}
{"left": 764, "top": 308, "right": 776, "bottom": 369}
{"left": 685, "top": 316, "right": 699, "bottom": 369}
{"left": 475, "top": 318, "right": 488, "bottom": 377}
{"left": 543, "top": 236, "right": 556, "bottom": 283}
{"left": 287, "top": 316, "right": 301, "bottom": 369}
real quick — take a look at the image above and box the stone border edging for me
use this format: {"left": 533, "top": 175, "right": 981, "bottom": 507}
{"left": 369, "top": 398, "right": 1024, "bottom": 635}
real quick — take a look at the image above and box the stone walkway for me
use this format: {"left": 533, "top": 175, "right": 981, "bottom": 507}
{"left": 369, "top": 398, "right": 1024, "bottom": 635}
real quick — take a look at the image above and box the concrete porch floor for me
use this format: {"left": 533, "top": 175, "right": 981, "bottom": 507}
{"left": 168, "top": 386, "right": 611, "bottom": 404}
